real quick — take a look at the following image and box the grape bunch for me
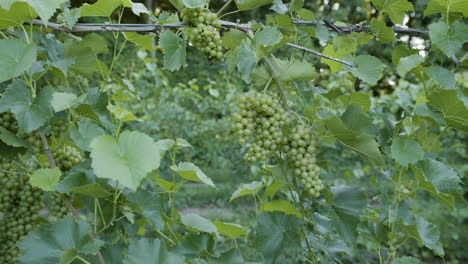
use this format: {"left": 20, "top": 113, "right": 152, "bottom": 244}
{"left": 0, "top": 160, "right": 44, "bottom": 264}
{"left": 53, "top": 145, "right": 83, "bottom": 171}
{"left": 181, "top": 7, "right": 224, "bottom": 61}
{"left": 283, "top": 125, "right": 323, "bottom": 197}
{"left": 232, "top": 92, "right": 288, "bottom": 162}
{"left": 24, "top": 131, "right": 43, "bottom": 153}
{"left": 50, "top": 195, "right": 70, "bottom": 218}
{"left": 0, "top": 111, "right": 19, "bottom": 134}
{"left": 51, "top": 118, "right": 68, "bottom": 138}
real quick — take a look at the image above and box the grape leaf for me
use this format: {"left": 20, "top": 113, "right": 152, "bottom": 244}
{"left": 427, "top": 66, "right": 455, "bottom": 89}
{"left": 391, "top": 136, "right": 424, "bottom": 167}
{"left": 235, "top": 0, "right": 273, "bottom": 10}
{"left": 370, "top": 19, "right": 397, "bottom": 43}
{"left": 18, "top": 217, "right": 99, "bottom": 264}
{"left": 429, "top": 21, "right": 468, "bottom": 58}
{"left": 0, "top": 2, "right": 36, "bottom": 29}
{"left": 70, "top": 118, "right": 106, "bottom": 151}
{"left": 181, "top": 0, "right": 208, "bottom": 8}
{"left": 222, "top": 29, "right": 246, "bottom": 50}
{"left": 0, "top": 38, "right": 37, "bottom": 82}
{"left": 237, "top": 42, "right": 257, "bottom": 83}
{"left": 403, "top": 216, "right": 444, "bottom": 256}
{"left": 0, "top": 0, "right": 67, "bottom": 24}
{"left": 425, "top": 0, "right": 468, "bottom": 17}
{"left": 322, "top": 44, "right": 347, "bottom": 73}
{"left": 213, "top": 221, "right": 247, "bottom": 239}
{"left": 371, "top": 0, "right": 414, "bottom": 24}
{"left": 90, "top": 130, "right": 162, "bottom": 190}
{"left": 418, "top": 159, "right": 461, "bottom": 193}
{"left": 123, "top": 238, "right": 185, "bottom": 264}
{"left": 30, "top": 168, "right": 62, "bottom": 191}
{"left": 0, "top": 127, "right": 28, "bottom": 147}
{"left": 324, "top": 186, "right": 367, "bottom": 245}
{"left": 159, "top": 30, "right": 186, "bottom": 71}
{"left": 394, "top": 257, "right": 421, "bottom": 264}
{"left": 127, "top": 189, "right": 164, "bottom": 229}
{"left": 412, "top": 166, "right": 455, "bottom": 210}
{"left": 181, "top": 213, "right": 218, "bottom": 233}
{"left": 397, "top": 54, "right": 424, "bottom": 76}
{"left": 348, "top": 55, "right": 383, "bottom": 85}
{"left": 323, "top": 116, "right": 383, "bottom": 163}
{"left": 428, "top": 89, "right": 468, "bottom": 132}
{"left": 260, "top": 200, "right": 302, "bottom": 216}
{"left": 254, "top": 213, "right": 301, "bottom": 264}
{"left": 170, "top": 162, "right": 214, "bottom": 187}
{"left": 51, "top": 92, "right": 79, "bottom": 112}
{"left": 80, "top": 0, "right": 122, "bottom": 17}
{"left": 230, "top": 181, "right": 264, "bottom": 201}
{"left": 255, "top": 27, "right": 282, "bottom": 47}
{"left": 0, "top": 81, "right": 53, "bottom": 133}
{"left": 124, "top": 32, "right": 155, "bottom": 52}
{"left": 122, "top": 0, "right": 149, "bottom": 16}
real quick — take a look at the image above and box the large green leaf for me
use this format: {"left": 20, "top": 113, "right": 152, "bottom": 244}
{"left": 237, "top": 42, "right": 257, "bottom": 83}
{"left": 124, "top": 32, "right": 155, "bottom": 52}
{"left": 18, "top": 217, "right": 99, "bottom": 264}
{"left": 412, "top": 166, "right": 455, "bottom": 210}
{"left": 324, "top": 186, "right": 367, "bottom": 245}
{"left": 230, "top": 181, "right": 264, "bottom": 201}
{"left": 427, "top": 65, "right": 455, "bottom": 89}
{"left": 425, "top": 0, "right": 468, "bottom": 17}
{"left": 181, "top": 213, "right": 218, "bottom": 233}
{"left": 391, "top": 136, "right": 424, "bottom": 167}
{"left": 428, "top": 89, "right": 468, "bottom": 132}
{"left": 428, "top": 21, "right": 468, "bottom": 58}
{"left": 260, "top": 200, "right": 301, "bottom": 216}
{"left": 0, "top": 0, "right": 67, "bottom": 23}
{"left": 370, "top": 19, "right": 397, "bottom": 43}
{"left": 254, "top": 213, "right": 301, "bottom": 264}
{"left": 397, "top": 54, "right": 424, "bottom": 76}
{"left": 70, "top": 118, "right": 106, "bottom": 151}
{"left": 418, "top": 159, "right": 461, "bottom": 193}
{"left": 0, "top": 81, "right": 53, "bottom": 133}
{"left": 123, "top": 238, "right": 185, "bottom": 264}
{"left": 170, "top": 162, "right": 214, "bottom": 187}
{"left": 126, "top": 190, "right": 164, "bottom": 229}
{"left": 30, "top": 168, "right": 62, "bottom": 192}
{"left": 235, "top": 0, "right": 273, "bottom": 10}
{"left": 0, "top": 2, "right": 36, "bottom": 29}
{"left": 80, "top": 0, "right": 122, "bottom": 17}
{"left": 90, "top": 130, "right": 162, "bottom": 190}
{"left": 321, "top": 44, "right": 347, "bottom": 73}
{"left": 403, "top": 216, "right": 444, "bottom": 255}
{"left": 371, "top": 0, "right": 414, "bottom": 24}
{"left": 0, "top": 39, "right": 37, "bottom": 82}
{"left": 159, "top": 30, "right": 186, "bottom": 71}
{"left": 348, "top": 55, "right": 383, "bottom": 85}
{"left": 222, "top": 29, "right": 246, "bottom": 50}
{"left": 254, "top": 27, "right": 282, "bottom": 47}
{"left": 0, "top": 126, "right": 28, "bottom": 147}
{"left": 213, "top": 221, "right": 247, "bottom": 239}
{"left": 323, "top": 116, "right": 383, "bottom": 163}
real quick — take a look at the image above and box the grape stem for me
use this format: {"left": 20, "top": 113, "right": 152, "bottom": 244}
{"left": 216, "top": 0, "right": 234, "bottom": 16}
{"left": 39, "top": 133, "right": 106, "bottom": 264}
{"left": 264, "top": 56, "right": 290, "bottom": 111}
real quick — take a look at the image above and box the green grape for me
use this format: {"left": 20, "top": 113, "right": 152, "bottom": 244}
{"left": 51, "top": 118, "right": 68, "bottom": 138}
{"left": 0, "top": 111, "right": 19, "bottom": 134}
{"left": 22, "top": 131, "right": 42, "bottom": 153}
{"left": 182, "top": 7, "right": 224, "bottom": 61}
{"left": 232, "top": 91, "right": 288, "bottom": 162}
{"left": 0, "top": 159, "right": 44, "bottom": 264}
{"left": 285, "top": 125, "right": 323, "bottom": 197}
{"left": 53, "top": 145, "right": 83, "bottom": 171}
{"left": 50, "top": 194, "right": 70, "bottom": 219}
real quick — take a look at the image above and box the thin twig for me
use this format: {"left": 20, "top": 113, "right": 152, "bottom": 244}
{"left": 286, "top": 43, "right": 356, "bottom": 67}
{"left": 293, "top": 19, "right": 429, "bottom": 36}
{"left": 39, "top": 133, "right": 56, "bottom": 168}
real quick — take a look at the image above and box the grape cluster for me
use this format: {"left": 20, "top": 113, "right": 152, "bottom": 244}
{"left": 0, "top": 111, "right": 19, "bottom": 134}
{"left": 24, "top": 131, "right": 42, "bottom": 153}
{"left": 0, "top": 159, "right": 44, "bottom": 264}
{"left": 181, "top": 7, "right": 224, "bottom": 61}
{"left": 283, "top": 125, "right": 323, "bottom": 197}
{"left": 53, "top": 145, "right": 83, "bottom": 171}
{"left": 51, "top": 118, "right": 68, "bottom": 138}
{"left": 50, "top": 195, "right": 69, "bottom": 218}
{"left": 232, "top": 92, "right": 288, "bottom": 162}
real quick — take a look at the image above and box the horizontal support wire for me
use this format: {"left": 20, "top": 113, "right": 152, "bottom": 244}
{"left": 24, "top": 18, "right": 429, "bottom": 67}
